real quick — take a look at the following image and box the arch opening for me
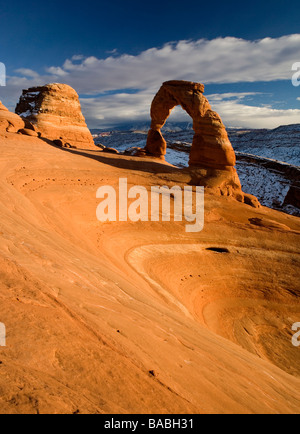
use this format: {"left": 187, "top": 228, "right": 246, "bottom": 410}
{"left": 144, "top": 80, "right": 236, "bottom": 170}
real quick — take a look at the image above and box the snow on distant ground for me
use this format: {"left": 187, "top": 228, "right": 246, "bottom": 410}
{"left": 236, "top": 160, "right": 290, "bottom": 208}
{"left": 92, "top": 125, "right": 300, "bottom": 216}
{"left": 229, "top": 124, "right": 300, "bottom": 167}
{"left": 165, "top": 149, "right": 189, "bottom": 167}
{"left": 94, "top": 131, "right": 148, "bottom": 153}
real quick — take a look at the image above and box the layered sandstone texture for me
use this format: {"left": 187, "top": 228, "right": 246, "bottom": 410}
{"left": 143, "top": 81, "right": 250, "bottom": 202}
{"left": 15, "top": 83, "right": 96, "bottom": 149}
{"left": 0, "top": 101, "right": 24, "bottom": 133}
{"left": 0, "top": 131, "right": 300, "bottom": 414}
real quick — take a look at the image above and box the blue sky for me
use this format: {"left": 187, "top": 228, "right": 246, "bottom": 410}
{"left": 0, "top": 0, "right": 300, "bottom": 128}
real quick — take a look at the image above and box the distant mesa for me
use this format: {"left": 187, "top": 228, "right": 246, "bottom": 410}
{"left": 138, "top": 80, "right": 258, "bottom": 206}
{"left": 0, "top": 101, "right": 24, "bottom": 133}
{"left": 15, "top": 83, "right": 97, "bottom": 150}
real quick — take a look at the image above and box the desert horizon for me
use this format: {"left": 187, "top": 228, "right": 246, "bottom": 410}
{"left": 0, "top": 0, "right": 299, "bottom": 419}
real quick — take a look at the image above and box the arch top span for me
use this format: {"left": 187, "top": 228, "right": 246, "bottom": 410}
{"left": 163, "top": 80, "right": 205, "bottom": 93}
{"left": 144, "top": 80, "right": 236, "bottom": 170}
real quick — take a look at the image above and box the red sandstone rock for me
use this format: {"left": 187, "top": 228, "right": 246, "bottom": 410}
{"left": 15, "top": 83, "right": 97, "bottom": 150}
{"left": 102, "top": 147, "right": 119, "bottom": 154}
{"left": 0, "top": 101, "right": 25, "bottom": 133}
{"left": 23, "top": 119, "right": 38, "bottom": 131}
{"left": 142, "top": 80, "right": 259, "bottom": 205}
{"left": 145, "top": 80, "right": 236, "bottom": 169}
{"left": 18, "top": 128, "right": 39, "bottom": 137}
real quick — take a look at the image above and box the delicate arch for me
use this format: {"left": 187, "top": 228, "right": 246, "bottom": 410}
{"left": 144, "top": 80, "right": 236, "bottom": 169}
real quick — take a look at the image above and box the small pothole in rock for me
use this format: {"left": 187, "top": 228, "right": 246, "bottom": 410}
{"left": 206, "top": 247, "right": 230, "bottom": 253}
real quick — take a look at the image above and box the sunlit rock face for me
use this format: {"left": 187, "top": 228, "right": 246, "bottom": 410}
{"left": 15, "top": 83, "right": 96, "bottom": 149}
{"left": 0, "top": 101, "right": 24, "bottom": 133}
{"left": 142, "top": 80, "right": 256, "bottom": 203}
{"left": 145, "top": 80, "right": 236, "bottom": 168}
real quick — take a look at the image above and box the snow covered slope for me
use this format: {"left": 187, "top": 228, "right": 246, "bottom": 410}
{"left": 229, "top": 124, "right": 300, "bottom": 166}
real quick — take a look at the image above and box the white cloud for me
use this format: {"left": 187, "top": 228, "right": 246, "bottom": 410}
{"left": 106, "top": 49, "right": 118, "bottom": 55}
{"left": 43, "top": 34, "right": 300, "bottom": 94}
{"left": 14, "top": 68, "right": 40, "bottom": 78}
{"left": 210, "top": 97, "right": 300, "bottom": 129}
{"left": 45, "top": 66, "right": 68, "bottom": 77}
{"left": 71, "top": 55, "right": 85, "bottom": 61}
{"left": 80, "top": 90, "right": 300, "bottom": 129}
{"left": 207, "top": 92, "right": 263, "bottom": 102}
{"left": 1, "top": 34, "right": 300, "bottom": 128}
{"left": 80, "top": 89, "right": 156, "bottom": 128}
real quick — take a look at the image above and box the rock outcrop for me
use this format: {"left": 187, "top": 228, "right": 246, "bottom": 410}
{"left": 0, "top": 101, "right": 24, "bottom": 133}
{"left": 15, "top": 83, "right": 96, "bottom": 149}
{"left": 141, "top": 80, "right": 255, "bottom": 203}
{"left": 144, "top": 81, "right": 235, "bottom": 168}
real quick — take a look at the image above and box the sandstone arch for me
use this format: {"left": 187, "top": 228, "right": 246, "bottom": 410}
{"left": 144, "top": 80, "right": 236, "bottom": 169}
{"left": 142, "top": 80, "right": 259, "bottom": 207}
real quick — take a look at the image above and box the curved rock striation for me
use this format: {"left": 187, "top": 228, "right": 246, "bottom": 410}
{"left": 15, "top": 83, "right": 96, "bottom": 149}
{"left": 0, "top": 101, "right": 25, "bottom": 133}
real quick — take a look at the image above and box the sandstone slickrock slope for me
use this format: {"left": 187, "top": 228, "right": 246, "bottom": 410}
{"left": 0, "top": 101, "right": 24, "bottom": 133}
{"left": 140, "top": 81, "right": 258, "bottom": 205}
{"left": 0, "top": 130, "right": 300, "bottom": 414}
{"left": 15, "top": 83, "right": 97, "bottom": 150}
{"left": 0, "top": 81, "right": 299, "bottom": 414}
